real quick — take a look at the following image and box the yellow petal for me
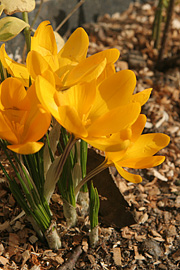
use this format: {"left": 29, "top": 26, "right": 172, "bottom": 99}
{"left": 65, "top": 57, "right": 107, "bottom": 86}
{"left": 0, "top": 111, "right": 17, "bottom": 143}
{"left": 0, "top": 44, "right": 29, "bottom": 87}
{"left": 114, "top": 165, "right": 142, "bottom": 183}
{"left": 86, "top": 48, "right": 119, "bottom": 69}
{"left": 130, "top": 114, "right": 147, "bottom": 141}
{"left": 57, "top": 81, "right": 96, "bottom": 118}
{"left": 31, "top": 20, "right": 57, "bottom": 55}
{"left": 123, "top": 133, "right": 170, "bottom": 159}
{"left": 58, "top": 105, "right": 88, "bottom": 137}
{"left": 132, "top": 88, "right": 152, "bottom": 106}
{"left": 7, "top": 142, "right": 44, "bottom": 154}
{"left": 85, "top": 137, "right": 130, "bottom": 152}
{"left": 88, "top": 102, "right": 141, "bottom": 137}
{"left": 58, "top": 27, "right": 89, "bottom": 62}
{"left": 118, "top": 156, "right": 166, "bottom": 169}
{"left": 0, "top": 77, "right": 29, "bottom": 110}
{"left": 97, "top": 63, "right": 116, "bottom": 84}
{"left": 23, "top": 105, "right": 51, "bottom": 143}
{"left": 35, "top": 75, "right": 59, "bottom": 117}
{"left": 27, "top": 51, "right": 51, "bottom": 79}
{"left": 89, "top": 70, "right": 136, "bottom": 119}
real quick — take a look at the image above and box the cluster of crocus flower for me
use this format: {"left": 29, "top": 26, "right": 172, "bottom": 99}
{"left": 0, "top": 20, "right": 170, "bottom": 183}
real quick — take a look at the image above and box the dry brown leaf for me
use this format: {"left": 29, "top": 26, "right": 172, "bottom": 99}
{"left": 0, "top": 0, "right": 35, "bottom": 15}
{"left": 113, "top": 247, "right": 122, "bottom": 266}
{"left": 0, "top": 221, "right": 10, "bottom": 231}
{"left": 82, "top": 238, "right": 88, "bottom": 253}
{"left": 0, "top": 255, "right": 8, "bottom": 266}
{"left": 139, "top": 213, "right": 149, "bottom": 224}
{"left": 134, "top": 245, "right": 146, "bottom": 260}
{"left": 8, "top": 233, "right": 19, "bottom": 258}
{"left": 21, "top": 250, "right": 30, "bottom": 267}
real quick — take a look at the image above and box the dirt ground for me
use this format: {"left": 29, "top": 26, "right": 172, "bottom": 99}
{"left": 0, "top": 1, "right": 180, "bottom": 269}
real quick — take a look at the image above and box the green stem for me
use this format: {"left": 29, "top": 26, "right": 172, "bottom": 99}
{"left": 75, "top": 159, "right": 108, "bottom": 196}
{"left": 55, "top": 134, "right": 77, "bottom": 181}
{"left": 22, "top": 12, "right": 31, "bottom": 53}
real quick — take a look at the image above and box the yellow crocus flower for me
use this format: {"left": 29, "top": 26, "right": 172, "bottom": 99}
{"left": 35, "top": 68, "right": 151, "bottom": 152}
{"left": 0, "top": 78, "right": 51, "bottom": 154}
{"left": 0, "top": 21, "right": 119, "bottom": 89}
{"left": 105, "top": 114, "right": 170, "bottom": 183}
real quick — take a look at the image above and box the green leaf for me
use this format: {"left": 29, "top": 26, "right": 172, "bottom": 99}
{"left": 0, "top": 16, "right": 29, "bottom": 41}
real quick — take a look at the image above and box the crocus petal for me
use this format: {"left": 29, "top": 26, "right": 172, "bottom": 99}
{"left": 0, "top": 77, "right": 29, "bottom": 110}
{"left": 31, "top": 20, "right": 57, "bottom": 55}
{"left": 0, "top": 112, "right": 18, "bottom": 143}
{"left": 23, "top": 105, "right": 51, "bottom": 143}
{"left": 58, "top": 27, "right": 89, "bottom": 63}
{"left": 57, "top": 81, "right": 96, "bottom": 118}
{"left": 88, "top": 102, "right": 141, "bottom": 137}
{"left": 89, "top": 70, "right": 136, "bottom": 119}
{"left": 7, "top": 142, "right": 44, "bottom": 154}
{"left": 0, "top": 44, "right": 29, "bottom": 87}
{"left": 85, "top": 137, "right": 130, "bottom": 152}
{"left": 65, "top": 57, "right": 107, "bottom": 86}
{"left": 27, "top": 51, "right": 52, "bottom": 79}
{"left": 65, "top": 48, "right": 119, "bottom": 86}
{"left": 130, "top": 114, "right": 147, "bottom": 141}
{"left": 35, "top": 75, "right": 59, "bottom": 116}
{"left": 114, "top": 165, "right": 142, "bottom": 183}
{"left": 118, "top": 156, "right": 166, "bottom": 169}
{"left": 123, "top": 133, "right": 170, "bottom": 159}
{"left": 132, "top": 88, "right": 152, "bottom": 106}
{"left": 58, "top": 106, "right": 88, "bottom": 137}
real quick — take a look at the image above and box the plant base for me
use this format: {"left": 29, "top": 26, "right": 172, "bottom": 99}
{"left": 77, "top": 191, "right": 89, "bottom": 216}
{"left": 45, "top": 220, "right": 61, "bottom": 249}
{"left": 63, "top": 199, "right": 77, "bottom": 228}
{"left": 89, "top": 225, "right": 99, "bottom": 248}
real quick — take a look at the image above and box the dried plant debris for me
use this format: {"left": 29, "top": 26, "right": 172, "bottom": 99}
{"left": 0, "top": 1, "right": 180, "bottom": 269}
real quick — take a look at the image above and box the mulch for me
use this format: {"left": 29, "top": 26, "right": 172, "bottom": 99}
{"left": 0, "top": 1, "right": 180, "bottom": 269}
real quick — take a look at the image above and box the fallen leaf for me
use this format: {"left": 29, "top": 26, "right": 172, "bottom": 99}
{"left": 0, "top": 0, "right": 35, "bottom": 15}
{"left": 113, "top": 247, "right": 122, "bottom": 266}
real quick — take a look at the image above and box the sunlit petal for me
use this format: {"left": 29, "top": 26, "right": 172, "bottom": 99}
{"left": 0, "top": 112, "right": 17, "bottom": 143}
{"left": 88, "top": 102, "right": 140, "bottom": 136}
{"left": 7, "top": 142, "right": 44, "bottom": 154}
{"left": 132, "top": 88, "right": 152, "bottom": 106}
{"left": 0, "top": 77, "right": 29, "bottom": 110}
{"left": 31, "top": 20, "right": 57, "bottom": 55}
{"left": 118, "top": 156, "right": 166, "bottom": 169}
{"left": 85, "top": 137, "right": 130, "bottom": 152}
{"left": 27, "top": 51, "right": 51, "bottom": 79}
{"left": 0, "top": 44, "right": 29, "bottom": 87}
{"left": 58, "top": 105, "right": 88, "bottom": 137}
{"left": 58, "top": 27, "right": 89, "bottom": 63}
{"left": 114, "top": 165, "right": 142, "bottom": 183}
{"left": 89, "top": 70, "right": 136, "bottom": 119}
{"left": 123, "top": 133, "right": 170, "bottom": 159}
{"left": 130, "top": 114, "right": 147, "bottom": 141}
{"left": 23, "top": 105, "right": 51, "bottom": 143}
{"left": 57, "top": 81, "right": 96, "bottom": 118}
{"left": 65, "top": 58, "right": 107, "bottom": 86}
{"left": 35, "top": 75, "right": 59, "bottom": 117}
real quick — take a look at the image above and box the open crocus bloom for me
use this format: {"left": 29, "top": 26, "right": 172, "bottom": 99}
{"left": 0, "top": 78, "right": 51, "bottom": 154}
{"left": 105, "top": 114, "right": 170, "bottom": 183}
{"left": 0, "top": 21, "right": 119, "bottom": 89}
{"left": 35, "top": 68, "right": 152, "bottom": 152}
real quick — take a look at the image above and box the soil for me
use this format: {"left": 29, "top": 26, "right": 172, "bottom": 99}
{"left": 0, "top": 1, "right": 180, "bottom": 269}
